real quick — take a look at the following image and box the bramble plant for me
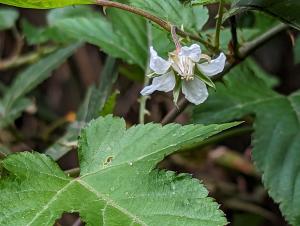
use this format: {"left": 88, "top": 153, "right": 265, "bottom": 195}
{"left": 0, "top": 0, "right": 299, "bottom": 226}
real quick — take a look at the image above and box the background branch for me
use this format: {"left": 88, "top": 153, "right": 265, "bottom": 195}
{"left": 0, "top": 46, "right": 57, "bottom": 71}
{"left": 229, "top": 16, "right": 239, "bottom": 58}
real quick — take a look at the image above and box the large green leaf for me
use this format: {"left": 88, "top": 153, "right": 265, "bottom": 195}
{"left": 0, "top": 8, "right": 19, "bottom": 30}
{"left": 130, "top": 0, "right": 209, "bottom": 33}
{"left": 0, "top": 115, "right": 239, "bottom": 225}
{"left": 230, "top": 0, "right": 300, "bottom": 30}
{"left": 0, "top": 0, "right": 93, "bottom": 9}
{"left": 0, "top": 44, "right": 80, "bottom": 128}
{"left": 193, "top": 60, "right": 300, "bottom": 225}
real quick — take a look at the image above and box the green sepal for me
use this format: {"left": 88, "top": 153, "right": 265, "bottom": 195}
{"left": 195, "top": 67, "right": 216, "bottom": 90}
{"left": 173, "top": 76, "right": 182, "bottom": 105}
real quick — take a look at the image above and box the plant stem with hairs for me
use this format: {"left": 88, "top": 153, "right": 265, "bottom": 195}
{"left": 214, "top": 0, "right": 225, "bottom": 49}
{"left": 139, "top": 22, "right": 152, "bottom": 124}
{"left": 94, "top": 0, "right": 216, "bottom": 52}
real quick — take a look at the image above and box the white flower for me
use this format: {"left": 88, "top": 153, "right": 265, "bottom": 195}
{"left": 140, "top": 44, "right": 226, "bottom": 105}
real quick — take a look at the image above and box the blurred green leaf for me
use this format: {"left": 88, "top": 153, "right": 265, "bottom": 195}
{"left": 47, "top": 6, "right": 147, "bottom": 68}
{"left": 130, "top": 0, "right": 209, "bottom": 33}
{"left": 232, "top": 213, "right": 264, "bottom": 226}
{"left": 21, "top": 20, "right": 52, "bottom": 45}
{"left": 210, "top": 12, "right": 278, "bottom": 53}
{"left": 100, "top": 90, "right": 119, "bottom": 116}
{"left": 45, "top": 57, "right": 119, "bottom": 160}
{"left": 0, "top": 44, "right": 80, "bottom": 128}
{"left": 47, "top": 5, "right": 93, "bottom": 24}
{"left": 229, "top": 0, "right": 300, "bottom": 30}
{"left": 22, "top": 6, "right": 172, "bottom": 69}
{"left": 1, "top": 115, "right": 237, "bottom": 225}
{"left": 78, "top": 57, "right": 119, "bottom": 122}
{"left": 193, "top": 59, "right": 300, "bottom": 225}
{"left": 0, "top": 98, "right": 31, "bottom": 128}
{"left": 294, "top": 36, "right": 300, "bottom": 64}
{"left": 0, "top": 0, "right": 93, "bottom": 9}
{"left": 191, "top": 0, "right": 231, "bottom": 5}
{"left": 0, "top": 8, "right": 19, "bottom": 30}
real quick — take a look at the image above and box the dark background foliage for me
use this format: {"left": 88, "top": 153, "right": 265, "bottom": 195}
{"left": 0, "top": 2, "right": 299, "bottom": 225}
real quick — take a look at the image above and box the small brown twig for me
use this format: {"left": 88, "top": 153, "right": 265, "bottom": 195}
{"left": 161, "top": 98, "right": 190, "bottom": 125}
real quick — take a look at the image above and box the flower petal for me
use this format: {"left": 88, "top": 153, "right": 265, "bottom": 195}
{"left": 182, "top": 78, "right": 208, "bottom": 105}
{"left": 140, "top": 71, "right": 176, "bottom": 95}
{"left": 179, "top": 44, "right": 202, "bottom": 62}
{"left": 197, "top": 52, "right": 226, "bottom": 77}
{"left": 150, "top": 46, "right": 172, "bottom": 74}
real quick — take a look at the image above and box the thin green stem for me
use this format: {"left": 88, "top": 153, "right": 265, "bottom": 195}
{"left": 214, "top": 0, "right": 225, "bottom": 49}
{"left": 139, "top": 22, "right": 152, "bottom": 124}
{"left": 139, "top": 77, "right": 150, "bottom": 124}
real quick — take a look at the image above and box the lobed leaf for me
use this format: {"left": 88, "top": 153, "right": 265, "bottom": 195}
{"left": 193, "top": 59, "right": 300, "bottom": 225}
{"left": 0, "top": 115, "right": 239, "bottom": 226}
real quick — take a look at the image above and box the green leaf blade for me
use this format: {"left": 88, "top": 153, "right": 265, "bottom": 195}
{"left": 193, "top": 59, "right": 300, "bottom": 225}
{"left": 1, "top": 116, "right": 238, "bottom": 225}
{"left": 130, "top": 0, "right": 209, "bottom": 33}
{"left": 47, "top": 6, "right": 147, "bottom": 68}
{"left": 230, "top": 0, "right": 300, "bottom": 30}
{"left": 0, "top": 0, "right": 94, "bottom": 9}
{"left": 0, "top": 8, "right": 19, "bottom": 30}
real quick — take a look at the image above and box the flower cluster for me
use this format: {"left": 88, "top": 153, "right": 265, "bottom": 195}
{"left": 140, "top": 44, "right": 226, "bottom": 105}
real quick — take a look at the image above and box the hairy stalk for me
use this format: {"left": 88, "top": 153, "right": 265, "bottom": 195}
{"left": 161, "top": 23, "right": 289, "bottom": 124}
{"left": 139, "top": 22, "right": 152, "bottom": 124}
{"left": 94, "top": 0, "right": 216, "bottom": 52}
{"left": 214, "top": 0, "right": 225, "bottom": 49}
{"left": 139, "top": 75, "right": 150, "bottom": 124}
